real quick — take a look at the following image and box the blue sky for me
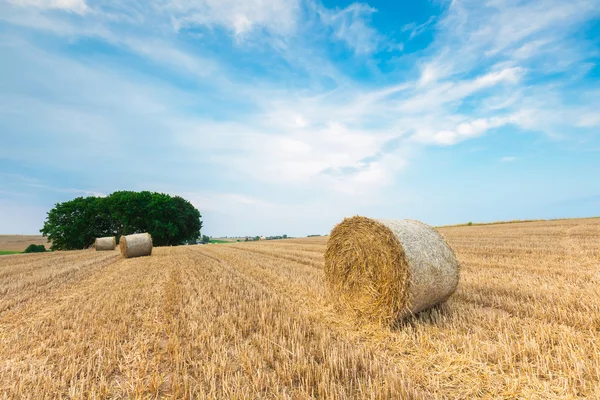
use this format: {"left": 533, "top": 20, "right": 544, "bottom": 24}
{"left": 1, "top": 0, "right": 600, "bottom": 237}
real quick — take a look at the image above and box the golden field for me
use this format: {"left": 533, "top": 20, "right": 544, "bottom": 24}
{"left": 0, "top": 218, "right": 599, "bottom": 399}
{"left": 0, "top": 235, "right": 50, "bottom": 252}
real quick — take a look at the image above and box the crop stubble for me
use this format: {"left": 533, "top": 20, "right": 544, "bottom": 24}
{"left": 0, "top": 218, "right": 599, "bottom": 398}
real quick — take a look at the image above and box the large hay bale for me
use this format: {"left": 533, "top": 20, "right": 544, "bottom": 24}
{"left": 119, "top": 233, "right": 152, "bottom": 258}
{"left": 95, "top": 236, "right": 116, "bottom": 251}
{"left": 324, "top": 216, "right": 460, "bottom": 324}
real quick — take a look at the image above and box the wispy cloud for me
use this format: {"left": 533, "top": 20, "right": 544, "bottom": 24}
{"left": 414, "top": 117, "right": 512, "bottom": 146}
{"left": 168, "top": 0, "right": 301, "bottom": 37}
{"left": 316, "top": 2, "right": 381, "bottom": 54}
{"left": 0, "top": 173, "right": 105, "bottom": 198}
{"left": 25, "top": 184, "right": 106, "bottom": 197}
{"left": 1, "top": 0, "right": 599, "bottom": 235}
{"left": 402, "top": 15, "right": 436, "bottom": 40}
{"left": 8, "top": 0, "right": 87, "bottom": 13}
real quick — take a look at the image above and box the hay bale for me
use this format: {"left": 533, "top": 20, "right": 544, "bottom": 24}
{"left": 119, "top": 233, "right": 152, "bottom": 258}
{"left": 95, "top": 236, "right": 116, "bottom": 251}
{"left": 324, "top": 216, "right": 460, "bottom": 324}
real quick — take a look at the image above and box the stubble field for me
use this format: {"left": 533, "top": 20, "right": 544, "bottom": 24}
{"left": 0, "top": 235, "right": 51, "bottom": 252}
{"left": 0, "top": 218, "right": 599, "bottom": 399}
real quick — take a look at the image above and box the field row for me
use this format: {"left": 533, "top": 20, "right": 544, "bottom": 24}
{"left": 0, "top": 218, "right": 599, "bottom": 398}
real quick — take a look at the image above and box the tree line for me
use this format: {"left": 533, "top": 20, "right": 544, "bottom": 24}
{"left": 41, "top": 191, "right": 202, "bottom": 251}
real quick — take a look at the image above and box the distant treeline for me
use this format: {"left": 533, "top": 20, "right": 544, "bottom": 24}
{"left": 244, "top": 235, "right": 289, "bottom": 242}
{"left": 265, "top": 235, "right": 288, "bottom": 240}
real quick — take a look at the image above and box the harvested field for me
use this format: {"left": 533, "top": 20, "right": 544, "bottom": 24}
{"left": 0, "top": 218, "right": 599, "bottom": 399}
{"left": 0, "top": 234, "right": 50, "bottom": 252}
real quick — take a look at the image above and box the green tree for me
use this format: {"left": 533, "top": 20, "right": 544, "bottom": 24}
{"left": 40, "top": 196, "right": 110, "bottom": 250}
{"left": 201, "top": 235, "right": 210, "bottom": 244}
{"left": 41, "top": 191, "right": 202, "bottom": 250}
{"left": 24, "top": 244, "right": 46, "bottom": 253}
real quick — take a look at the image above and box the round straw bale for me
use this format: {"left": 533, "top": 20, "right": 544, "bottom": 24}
{"left": 324, "top": 216, "right": 459, "bottom": 324}
{"left": 119, "top": 233, "right": 153, "bottom": 258}
{"left": 95, "top": 236, "right": 116, "bottom": 251}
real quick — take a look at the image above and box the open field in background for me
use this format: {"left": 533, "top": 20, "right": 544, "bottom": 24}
{"left": 210, "top": 239, "right": 238, "bottom": 244}
{"left": 439, "top": 217, "right": 600, "bottom": 228}
{"left": 1, "top": 218, "right": 599, "bottom": 398}
{"left": 0, "top": 235, "right": 50, "bottom": 252}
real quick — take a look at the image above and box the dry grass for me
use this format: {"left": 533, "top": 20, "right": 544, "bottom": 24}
{"left": 0, "top": 235, "right": 50, "bottom": 252}
{"left": 1, "top": 218, "right": 599, "bottom": 399}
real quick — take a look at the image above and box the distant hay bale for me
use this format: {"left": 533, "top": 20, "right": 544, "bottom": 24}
{"left": 95, "top": 236, "right": 116, "bottom": 251}
{"left": 324, "top": 216, "right": 460, "bottom": 325}
{"left": 119, "top": 233, "right": 153, "bottom": 258}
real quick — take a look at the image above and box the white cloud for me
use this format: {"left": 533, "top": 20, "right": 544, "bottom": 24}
{"left": 431, "top": 0, "right": 600, "bottom": 77}
{"left": 167, "top": 0, "right": 301, "bottom": 37}
{"left": 316, "top": 2, "right": 383, "bottom": 54}
{"left": 408, "top": 66, "right": 525, "bottom": 114}
{"left": 577, "top": 113, "right": 600, "bottom": 128}
{"left": 2, "top": 0, "right": 600, "bottom": 235}
{"left": 418, "top": 60, "right": 445, "bottom": 86}
{"left": 175, "top": 116, "right": 395, "bottom": 191}
{"left": 505, "top": 87, "right": 600, "bottom": 139}
{"left": 402, "top": 15, "right": 436, "bottom": 40}
{"left": 500, "top": 156, "right": 516, "bottom": 162}
{"left": 25, "top": 184, "right": 106, "bottom": 197}
{"left": 4, "top": 0, "right": 301, "bottom": 38}
{"left": 401, "top": 0, "right": 600, "bottom": 148}
{"left": 414, "top": 117, "right": 510, "bottom": 146}
{"left": 3, "top": 0, "right": 599, "bottom": 183}
{"left": 8, "top": 0, "right": 87, "bottom": 13}
{"left": 183, "top": 192, "right": 276, "bottom": 213}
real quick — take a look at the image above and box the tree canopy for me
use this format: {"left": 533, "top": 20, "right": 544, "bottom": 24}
{"left": 41, "top": 191, "right": 202, "bottom": 250}
{"left": 24, "top": 244, "right": 46, "bottom": 253}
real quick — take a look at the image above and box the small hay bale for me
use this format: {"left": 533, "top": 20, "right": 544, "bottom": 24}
{"left": 119, "top": 233, "right": 153, "bottom": 258}
{"left": 95, "top": 236, "right": 116, "bottom": 251}
{"left": 324, "top": 216, "right": 460, "bottom": 325}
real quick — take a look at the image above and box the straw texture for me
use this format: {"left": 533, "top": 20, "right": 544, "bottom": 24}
{"left": 119, "top": 233, "right": 153, "bottom": 258}
{"left": 324, "top": 216, "right": 460, "bottom": 324}
{"left": 95, "top": 236, "right": 116, "bottom": 251}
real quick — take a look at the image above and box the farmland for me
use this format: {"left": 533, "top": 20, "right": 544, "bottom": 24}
{"left": 1, "top": 218, "right": 599, "bottom": 399}
{"left": 0, "top": 235, "right": 50, "bottom": 252}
